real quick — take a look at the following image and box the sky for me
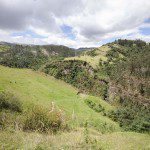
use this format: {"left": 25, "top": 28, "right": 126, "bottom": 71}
{"left": 0, "top": 0, "right": 150, "bottom": 48}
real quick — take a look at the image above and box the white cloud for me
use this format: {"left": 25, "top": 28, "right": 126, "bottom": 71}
{"left": 0, "top": 0, "right": 149, "bottom": 48}
{"left": 124, "top": 32, "right": 150, "bottom": 42}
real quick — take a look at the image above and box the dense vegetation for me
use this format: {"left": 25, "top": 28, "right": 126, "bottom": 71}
{"left": 43, "top": 60, "right": 108, "bottom": 99}
{"left": 99, "top": 39, "right": 150, "bottom": 132}
{"left": 0, "top": 45, "right": 48, "bottom": 69}
{"left": 108, "top": 98, "right": 150, "bottom": 132}
{"left": 64, "top": 39, "right": 150, "bottom": 133}
{"left": 0, "top": 39, "right": 150, "bottom": 149}
{"left": 41, "top": 44, "right": 75, "bottom": 57}
{"left": 0, "top": 44, "right": 75, "bottom": 70}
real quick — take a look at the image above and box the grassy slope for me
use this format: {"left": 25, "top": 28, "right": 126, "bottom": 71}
{"left": 65, "top": 45, "right": 110, "bottom": 68}
{"left": 0, "top": 65, "right": 150, "bottom": 149}
{"left": 0, "top": 65, "right": 119, "bottom": 130}
{"left": 65, "top": 43, "right": 124, "bottom": 69}
{"left": 0, "top": 130, "right": 149, "bottom": 150}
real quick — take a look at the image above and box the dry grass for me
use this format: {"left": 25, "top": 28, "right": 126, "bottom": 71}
{"left": 0, "top": 129, "right": 150, "bottom": 150}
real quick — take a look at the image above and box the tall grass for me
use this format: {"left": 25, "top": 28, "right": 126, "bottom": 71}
{"left": 0, "top": 91, "right": 23, "bottom": 113}
{"left": 24, "top": 104, "right": 67, "bottom": 133}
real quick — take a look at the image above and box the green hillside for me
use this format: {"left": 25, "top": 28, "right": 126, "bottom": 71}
{"left": 43, "top": 60, "right": 108, "bottom": 99}
{"left": 62, "top": 39, "right": 150, "bottom": 132}
{"left": 0, "top": 44, "right": 75, "bottom": 69}
{"left": 0, "top": 65, "right": 150, "bottom": 149}
{"left": 65, "top": 44, "right": 111, "bottom": 69}
{"left": 0, "top": 65, "right": 119, "bottom": 130}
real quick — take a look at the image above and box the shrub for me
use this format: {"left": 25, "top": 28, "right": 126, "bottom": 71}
{"left": 85, "top": 99, "right": 105, "bottom": 114}
{"left": 24, "top": 104, "right": 67, "bottom": 133}
{"left": 108, "top": 99, "right": 150, "bottom": 133}
{"left": 0, "top": 91, "right": 23, "bottom": 113}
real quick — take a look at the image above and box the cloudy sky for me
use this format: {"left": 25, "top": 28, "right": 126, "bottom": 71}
{"left": 0, "top": 0, "right": 150, "bottom": 48}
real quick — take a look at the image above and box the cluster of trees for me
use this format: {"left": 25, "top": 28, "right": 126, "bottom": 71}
{"left": 0, "top": 44, "right": 76, "bottom": 70}
{"left": 43, "top": 60, "right": 108, "bottom": 99}
{"left": 116, "top": 39, "right": 147, "bottom": 47}
{"left": 0, "top": 45, "right": 48, "bottom": 70}
{"left": 108, "top": 97, "right": 150, "bottom": 132}
{"left": 102, "top": 39, "right": 150, "bottom": 132}
{"left": 108, "top": 42, "right": 150, "bottom": 98}
{"left": 85, "top": 49, "right": 97, "bottom": 56}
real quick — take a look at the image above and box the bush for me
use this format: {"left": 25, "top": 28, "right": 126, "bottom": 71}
{"left": 24, "top": 105, "right": 67, "bottom": 133}
{"left": 85, "top": 99, "right": 105, "bottom": 114}
{"left": 108, "top": 99, "right": 150, "bottom": 133}
{"left": 0, "top": 91, "right": 23, "bottom": 113}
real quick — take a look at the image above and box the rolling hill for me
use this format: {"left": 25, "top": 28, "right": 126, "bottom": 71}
{"left": 0, "top": 65, "right": 117, "bottom": 130}
{"left": 0, "top": 65, "right": 150, "bottom": 149}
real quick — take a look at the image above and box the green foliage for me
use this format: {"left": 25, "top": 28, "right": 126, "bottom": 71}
{"left": 109, "top": 47, "right": 150, "bottom": 98}
{"left": 43, "top": 60, "right": 108, "bottom": 99}
{"left": 84, "top": 121, "right": 90, "bottom": 144}
{"left": 24, "top": 105, "right": 67, "bottom": 133}
{"left": 0, "top": 44, "right": 75, "bottom": 70}
{"left": 86, "top": 49, "right": 97, "bottom": 56}
{"left": 95, "top": 39, "right": 150, "bottom": 133}
{"left": 108, "top": 98, "right": 150, "bottom": 133}
{"left": 85, "top": 98, "right": 105, "bottom": 114}
{"left": 0, "top": 45, "right": 10, "bottom": 52}
{"left": 0, "top": 91, "right": 23, "bottom": 113}
{"left": 116, "top": 39, "right": 147, "bottom": 47}
{"left": 0, "top": 45, "right": 48, "bottom": 70}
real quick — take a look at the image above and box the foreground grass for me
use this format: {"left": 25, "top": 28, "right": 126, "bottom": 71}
{"left": 0, "top": 129, "right": 150, "bottom": 150}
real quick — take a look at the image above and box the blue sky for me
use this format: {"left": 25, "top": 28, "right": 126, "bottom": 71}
{"left": 139, "top": 18, "right": 150, "bottom": 36}
{"left": 11, "top": 30, "right": 48, "bottom": 39}
{"left": 140, "top": 27, "right": 150, "bottom": 36}
{"left": 61, "top": 25, "right": 76, "bottom": 40}
{"left": 0, "top": 0, "right": 149, "bottom": 48}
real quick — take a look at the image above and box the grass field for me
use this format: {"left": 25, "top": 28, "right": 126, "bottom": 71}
{"left": 0, "top": 129, "right": 149, "bottom": 150}
{"left": 65, "top": 45, "right": 110, "bottom": 68}
{"left": 0, "top": 65, "right": 150, "bottom": 149}
{"left": 0, "top": 65, "right": 119, "bottom": 131}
